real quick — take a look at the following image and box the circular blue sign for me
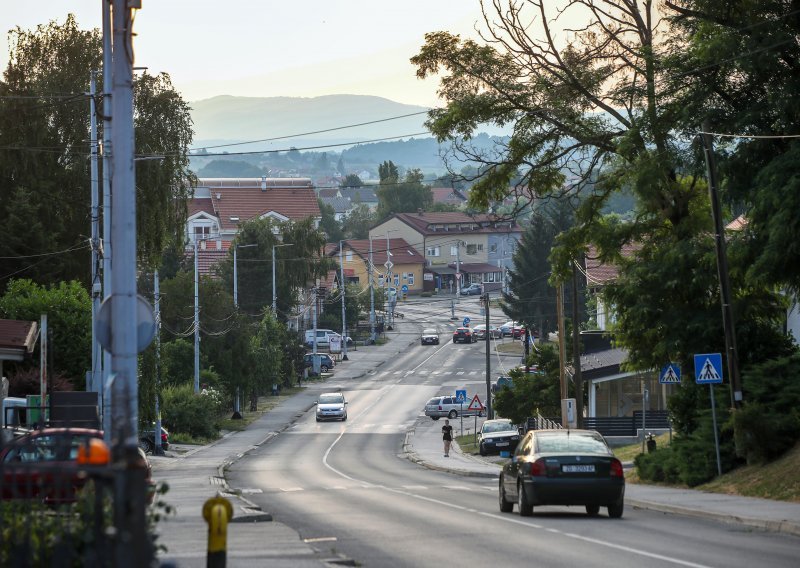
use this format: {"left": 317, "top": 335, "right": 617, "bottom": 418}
{"left": 401, "top": 285, "right": 409, "bottom": 292}
{"left": 463, "top": 317, "right": 470, "bottom": 326}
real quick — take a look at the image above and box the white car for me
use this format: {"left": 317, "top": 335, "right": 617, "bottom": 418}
{"left": 315, "top": 392, "right": 348, "bottom": 422}
{"left": 421, "top": 328, "right": 440, "bottom": 345}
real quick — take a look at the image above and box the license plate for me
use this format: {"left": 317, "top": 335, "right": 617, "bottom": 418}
{"left": 562, "top": 464, "right": 595, "bottom": 473}
{"left": 496, "top": 442, "right": 509, "bottom": 447}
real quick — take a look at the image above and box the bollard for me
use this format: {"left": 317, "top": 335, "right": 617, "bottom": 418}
{"left": 203, "top": 496, "right": 233, "bottom": 568}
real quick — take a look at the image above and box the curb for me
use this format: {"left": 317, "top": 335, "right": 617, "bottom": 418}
{"left": 626, "top": 499, "right": 800, "bottom": 538}
{"left": 401, "top": 428, "right": 500, "bottom": 479}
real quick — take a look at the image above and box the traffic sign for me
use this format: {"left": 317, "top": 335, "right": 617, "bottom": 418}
{"left": 467, "top": 394, "right": 484, "bottom": 411}
{"left": 462, "top": 317, "right": 470, "bottom": 327}
{"left": 455, "top": 272, "right": 461, "bottom": 279}
{"left": 401, "top": 284, "right": 409, "bottom": 293}
{"left": 659, "top": 363, "right": 681, "bottom": 384}
{"left": 455, "top": 389, "right": 467, "bottom": 404}
{"left": 694, "top": 353, "right": 723, "bottom": 384}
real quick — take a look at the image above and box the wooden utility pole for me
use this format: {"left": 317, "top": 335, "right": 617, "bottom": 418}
{"left": 556, "top": 283, "right": 567, "bottom": 403}
{"left": 571, "top": 262, "right": 584, "bottom": 428}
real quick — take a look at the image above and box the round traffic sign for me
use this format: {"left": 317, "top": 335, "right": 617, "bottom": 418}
{"left": 463, "top": 317, "right": 470, "bottom": 326}
{"left": 401, "top": 285, "right": 409, "bottom": 292}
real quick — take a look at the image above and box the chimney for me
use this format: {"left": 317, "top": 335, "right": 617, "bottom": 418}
{"left": 261, "top": 175, "right": 267, "bottom": 191}
{"left": 216, "top": 240, "right": 222, "bottom": 250}
{"left": 200, "top": 239, "right": 207, "bottom": 250}
{"left": 417, "top": 208, "right": 423, "bottom": 216}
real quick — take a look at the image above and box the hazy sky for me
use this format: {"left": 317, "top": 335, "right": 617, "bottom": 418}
{"left": 1, "top": 1, "right": 490, "bottom": 106}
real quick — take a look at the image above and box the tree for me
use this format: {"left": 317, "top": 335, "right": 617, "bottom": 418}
{"left": 341, "top": 204, "right": 375, "bottom": 239}
{"left": 318, "top": 199, "right": 344, "bottom": 241}
{"left": 340, "top": 173, "right": 363, "bottom": 188}
{"left": 376, "top": 168, "right": 433, "bottom": 218}
{"left": 494, "top": 344, "right": 563, "bottom": 424}
{"left": 0, "top": 279, "right": 91, "bottom": 387}
{"left": 198, "top": 159, "right": 263, "bottom": 178}
{"left": 502, "top": 199, "right": 574, "bottom": 335}
{"left": 336, "top": 155, "right": 346, "bottom": 175}
{"left": 0, "top": 15, "right": 195, "bottom": 286}
{"left": 378, "top": 160, "right": 399, "bottom": 183}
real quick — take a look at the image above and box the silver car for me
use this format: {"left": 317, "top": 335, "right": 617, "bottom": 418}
{"left": 424, "top": 395, "right": 484, "bottom": 420}
{"left": 315, "top": 392, "right": 348, "bottom": 422}
{"left": 421, "top": 328, "right": 440, "bottom": 345}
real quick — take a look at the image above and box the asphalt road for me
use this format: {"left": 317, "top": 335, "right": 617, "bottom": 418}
{"left": 226, "top": 300, "right": 799, "bottom": 567}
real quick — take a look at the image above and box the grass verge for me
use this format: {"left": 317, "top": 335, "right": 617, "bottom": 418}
{"left": 611, "top": 432, "right": 672, "bottom": 463}
{"left": 494, "top": 341, "right": 524, "bottom": 354}
{"left": 455, "top": 433, "right": 479, "bottom": 454}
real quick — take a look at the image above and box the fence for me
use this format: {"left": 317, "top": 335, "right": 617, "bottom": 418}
{"left": 525, "top": 415, "right": 563, "bottom": 432}
{"left": 584, "top": 411, "right": 671, "bottom": 437}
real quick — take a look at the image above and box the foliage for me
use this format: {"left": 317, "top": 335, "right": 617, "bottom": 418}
{"left": 340, "top": 173, "right": 363, "bottom": 187}
{"left": 493, "top": 344, "right": 563, "bottom": 423}
{"left": 376, "top": 168, "right": 433, "bottom": 218}
{"left": 0, "top": 16, "right": 194, "bottom": 286}
{"left": 197, "top": 159, "right": 263, "bottom": 178}
{"left": 160, "top": 383, "right": 220, "bottom": 438}
{"left": 159, "top": 338, "right": 195, "bottom": 386}
{"left": 318, "top": 199, "right": 345, "bottom": 241}
{"left": 249, "top": 312, "right": 285, "bottom": 395}
{"left": 0, "top": 279, "right": 90, "bottom": 386}
{"left": 341, "top": 204, "right": 376, "bottom": 239}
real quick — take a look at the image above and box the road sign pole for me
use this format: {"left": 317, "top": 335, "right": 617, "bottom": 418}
{"left": 460, "top": 403, "right": 463, "bottom": 437}
{"left": 710, "top": 385, "right": 722, "bottom": 476}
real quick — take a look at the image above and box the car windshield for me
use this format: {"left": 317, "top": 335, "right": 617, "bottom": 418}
{"left": 482, "top": 421, "right": 515, "bottom": 433}
{"left": 423, "top": 329, "right": 437, "bottom": 335}
{"left": 318, "top": 394, "right": 344, "bottom": 404}
{"left": 536, "top": 433, "right": 609, "bottom": 454}
{"left": 426, "top": 398, "right": 440, "bottom": 405}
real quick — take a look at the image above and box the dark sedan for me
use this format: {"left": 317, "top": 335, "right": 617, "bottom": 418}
{"left": 478, "top": 419, "right": 520, "bottom": 456}
{"left": 499, "top": 429, "right": 625, "bottom": 518}
{"left": 452, "top": 327, "right": 476, "bottom": 343}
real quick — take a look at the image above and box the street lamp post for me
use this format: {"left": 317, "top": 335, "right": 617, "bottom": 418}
{"left": 233, "top": 243, "right": 257, "bottom": 308}
{"left": 273, "top": 243, "right": 294, "bottom": 314}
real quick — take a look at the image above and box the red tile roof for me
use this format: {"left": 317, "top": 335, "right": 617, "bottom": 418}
{"left": 328, "top": 238, "right": 424, "bottom": 266}
{"left": 184, "top": 240, "right": 232, "bottom": 276}
{"left": 584, "top": 244, "right": 639, "bottom": 285}
{"left": 0, "top": 319, "right": 39, "bottom": 355}
{"left": 430, "top": 187, "right": 467, "bottom": 204}
{"left": 188, "top": 198, "right": 215, "bottom": 217}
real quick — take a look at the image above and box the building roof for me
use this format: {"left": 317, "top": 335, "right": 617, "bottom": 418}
{"left": 430, "top": 187, "right": 467, "bottom": 205}
{"left": 321, "top": 196, "right": 353, "bottom": 214}
{"left": 186, "top": 240, "right": 232, "bottom": 276}
{"left": 317, "top": 188, "right": 341, "bottom": 199}
{"left": 328, "top": 238, "right": 425, "bottom": 266}
{"left": 189, "top": 178, "right": 321, "bottom": 232}
{"left": 0, "top": 319, "right": 38, "bottom": 362}
{"left": 386, "top": 211, "right": 520, "bottom": 236}
{"left": 340, "top": 187, "right": 378, "bottom": 204}
{"left": 584, "top": 243, "right": 640, "bottom": 286}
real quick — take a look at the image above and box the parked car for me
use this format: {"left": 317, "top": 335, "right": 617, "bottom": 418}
{"left": 0, "top": 428, "right": 106, "bottom": 504}
{"left": 424, "top": 395, "right": 484, "bottom": 420}
{"left": 499, "top": 321, "right": 524, "bottom": 337}
{"left": 315, "top": 392, "right": 348, "bottom": 422}
{"left": 478, "top": 419, "right": 521, "bottom": 456}
{"left": 491, "top": 375, "right": 514, "bottom": 394}
{"left": 499, "top": 429, "right": 625, "bottom": 518}
{"left": 139, "top": 425, "right": 170, "bottom": 454}
{"left": 303, "top": 353, "right": 336, "bottom": 373}
{"left": 473, "top": 324, "right": 502, "bottom": 340}
{"left": 461, "top": 284, "right": 483, "bottom": 295}
{"left": 452, "top": 327, "right": 476, "bottom": 344}
{"left": 421, "top": 328, "right": 440, "bottom": 345}
{"left": 304, "top": 329, "right": 352, "bottom": 348}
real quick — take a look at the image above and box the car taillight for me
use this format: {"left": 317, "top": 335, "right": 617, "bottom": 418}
{"left": 161, "top": 433, "right": 168, "bottom": 443}
{"left": 610, "top": 458, "right": 623, "bottom": 478}
{"left": 529, "top": 458, "right": 546, "bottom": 477}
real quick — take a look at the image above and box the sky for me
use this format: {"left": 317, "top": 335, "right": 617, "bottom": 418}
{"left": 1, "top": 0, "right": 490, "bottom": 107}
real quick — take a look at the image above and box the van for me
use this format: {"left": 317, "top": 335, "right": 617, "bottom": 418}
{"left": 304, "top": 329, "right": 337, "bottom": 348}
{"left": 2, "top": 397, "right": 28, "bottom": 427}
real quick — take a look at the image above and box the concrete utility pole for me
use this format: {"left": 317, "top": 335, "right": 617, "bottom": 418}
{"left": 101, "top": 0, "right": 113, "bottom": 440}
{"left": 194, "top": 239, "right": 200, "bottom": 393}
{"left": 89, "top": 69, "right": 101, "bottom": 396}
{"left": 154, "top": 271, "right": 163, "bottom": 455}
{"left": 339, "top": 241, "right": 349, "bottom": 361}
{"left": 557, "top": 283, "right": 567, "bottom": 403}
{"left": 701, "top": 122, "right": 743, "bottom": 408}
{"left": 483, "top": 293, "right": 492, "bottom": 420}
{"left": 110, "top": 2, "right": 148, "bottom": 565}
{"left": 386, "top": 233, "right": 394, "bottom": 328}
{"left": 311, "top": 286, "right": 320, "bottom": 375}
{"left": 455, "top": 241, "right": 462, "bottom": 302}
{"left": 571, "top": 262, "right": 584, "bottom": 428}
{"left": 369, "top": 237, "right": 376, "bottom": 343}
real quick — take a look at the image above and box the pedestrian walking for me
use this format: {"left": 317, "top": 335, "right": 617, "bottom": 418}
{"left": 442, "top": 419, "right": 453, "bottom": 457}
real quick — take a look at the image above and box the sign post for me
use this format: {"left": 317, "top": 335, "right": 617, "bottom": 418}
{"left": 456, "top": 390, "right": 467, "bottom": 436}
{"left": 467, "top": 394, "right": 484, "bottom": 442}
{"left": 694, "top": 353, "right": 724, "bottom": 476}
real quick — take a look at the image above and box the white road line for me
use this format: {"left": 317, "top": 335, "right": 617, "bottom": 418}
{"left": 280, "top": 487, "right": 304, "bottom": 492}
{"left": 456, "top": 371, "right": 465, "bottom": 375}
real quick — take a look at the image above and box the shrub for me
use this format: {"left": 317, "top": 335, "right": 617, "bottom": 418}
{"left": 732, "top": 402, "right": 799, "bottom": 464}
{"left": 160, "top": 383, "right": 220, "bottom": 439}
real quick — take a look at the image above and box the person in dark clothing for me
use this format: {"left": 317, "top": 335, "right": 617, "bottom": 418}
{"left": 442, "top": 419, "right": 453, "bottom": 457}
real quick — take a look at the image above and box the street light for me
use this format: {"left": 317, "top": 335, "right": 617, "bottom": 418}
{"left": 272, "top": 243, "right": 294, "bottom": 313}
{"left": 233, "top": 243, "right": 258, "bottom": 308}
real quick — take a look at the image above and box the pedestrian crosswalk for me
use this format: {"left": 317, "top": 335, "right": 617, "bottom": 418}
{"left": 370, "top": 369, "right": 483, "bottom": 379}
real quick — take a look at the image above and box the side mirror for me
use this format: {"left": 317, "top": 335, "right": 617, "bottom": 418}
{"left": 344, "top": 401, "right": 348, "bottom": 405}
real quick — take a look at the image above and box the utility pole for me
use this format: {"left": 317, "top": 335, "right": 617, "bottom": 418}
{"left": 312, "top": 286, "right": 320, "bottom": 375}
{"left": 571, "top": 262, "right": 584, "bottom": 428}
{"left": 455, "top": 241, "right": 461, "bottom": 302}
{"left": 557, "top": 283, "right": 567, "bottom": 404}
{"left": 233, "top": 245, "right": 239, "bottom": 308}
{"left": 194, "top": 239, "right": 200, "bottom": 393}
{"left": 701, "top": 122, "right": 743, "bottom": 408}
{"left": 89, "top": 69, "right": 101, "bottom": 396}
{"left": 101, "top": 0, "right": 113, "bottom": 441}
{"left": 110, "top": 1, "right": 147, "bottom": 565}
{"left": 483, "top": 293, "right": 492, "bottom": 419}
{"left": 386, "top": 233, "right": 394, "bottom": 328}
{"left": 154, "top": 271, "right": 163, "bottom": 455}
{"left": 369, "top": 237, "right": 376, "bottom": 343}
{"left": 339, "top": 241, "right": 349, "bottom": 361}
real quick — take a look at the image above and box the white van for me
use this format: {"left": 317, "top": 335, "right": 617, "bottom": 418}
{"left": 304, "top": 329, "right": 338, "bottom": 348}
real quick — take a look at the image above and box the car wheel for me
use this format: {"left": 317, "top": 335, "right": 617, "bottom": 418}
{"left": 448, "top": 410, "right": 458, "bottom": 419}
{"left": 342, "top": 414, "right": 347, "bottom": 422}
{"left": 479, "top": 444, "right": 487, "bottom": 457}
{"left": 499, "top": 477, "right": 513, "bottom": 513}
{"left": 431, "top": 417, "right": 440, "bottom": 421}
{"left": 321, "top": 365, "right": 329, "bottom": 373}
{"left": 315, "top": 417, "right": 321, "bottom": 422}
{"left": 139, "top": 438, "right": 154, "bottom": 455}
{"left": 607, "top": 498, "right": 624, "bottom": 519}
{"left": 518, "top": 481, "right": 533, "bottom": 517}
{"left": 585, "top": 504, "right": 600, "bottom": 517}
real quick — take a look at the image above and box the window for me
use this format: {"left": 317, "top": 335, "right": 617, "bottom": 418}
{"left": 489, "top": 243, "right": 497, "bottom": 253}
{"left": 345, "top": 250, "right": 353, "bottom": 262}
{"left": 466, "top": 244, "right": 477, "bottom": 255}
{"left": 426, "top": 246, "right": 440, "bottom": 257}
{"left": 394, "top": 274, "right": 400, "bottom": 286}
{"left": 194, "top": 225, "right": 211, "bottom": 241}
{"left": 477, "top": 244, "right": 484, "bottom": 252}
{"left": 408, "top": 273, "right": 415, "bottom": 286}
{"left": 450, "top": 245, "right": 458, "bottom": 256}
{"left": 402, "top": 273, "right": 408, "bottom": 281}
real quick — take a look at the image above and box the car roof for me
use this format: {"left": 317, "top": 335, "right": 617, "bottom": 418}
{"left": 423, "top": 328, "right": 438, "bottom": 333}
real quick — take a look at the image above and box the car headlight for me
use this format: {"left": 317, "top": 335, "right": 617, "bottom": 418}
{"left": 511, "top": 435, "right": 519, "bottom": 440}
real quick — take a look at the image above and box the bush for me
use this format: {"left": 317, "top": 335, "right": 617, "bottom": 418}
{"left": 732, "top": 402, "right": 799, "bottom": 464}
{"left": 160, "top": 383, "right": 221, "bottom": 439}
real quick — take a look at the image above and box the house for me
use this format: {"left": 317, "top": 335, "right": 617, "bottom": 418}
{"left": 0, "top": 319, "right": 38, "bottom": 384}
{"left": 185, "top": 177, "right": 322, "bottom": 276}
{"left": 430, "top": 187, "right": 467, "bottom": 207}
{"left": 320, "top": 196, "right": 354, "bottom": 221}
{"left": 340, "top": 187, "right": 379, "bottom": 210}
{"left": 368, "top": 211, "right": 522, "bottom": 291}
{"left": 326, "top": 238, "right": 425, "bottom": 294}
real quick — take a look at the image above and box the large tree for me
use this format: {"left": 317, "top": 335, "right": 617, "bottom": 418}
{"left": 376, "top": 168, "right": 433, "bottom": 218}
{"left": 341, "top": 204, "right": 376, "bottom": 239}
{"left": 0, "top": 15, "right": 195, "bottom": 287}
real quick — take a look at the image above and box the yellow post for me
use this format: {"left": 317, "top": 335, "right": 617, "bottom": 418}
{"left": 203, "top": 496, "right": 233, "bottom": 568}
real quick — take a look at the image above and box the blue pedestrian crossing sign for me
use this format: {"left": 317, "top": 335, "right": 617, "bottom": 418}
{"left": 660, "top": 363, "right": 681, "bottom": 384}
{"left": 462, "top": 317, "right": 470, "bottom": 327}
{"left": 694, "top": 353, "right": 723, "bottom": 384}
{"left": 455, "top": 389, "right": 467, "bottom": 404}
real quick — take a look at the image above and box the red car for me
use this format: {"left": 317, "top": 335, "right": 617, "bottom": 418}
{"left": 1, "top": 428, "right": 154, "bottom": 504}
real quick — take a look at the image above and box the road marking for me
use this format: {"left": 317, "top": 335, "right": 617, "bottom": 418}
{"left": 456, "top": 371, "right": 465, "bottom": 375}
{"left": 402, "top": 485, "right": 428, "bottom": 490}
{"left": 469, "top": 370, "right": 478, "bottom": 375}
{"left": 303, "top": 537, "right": 337, "bottom": 543}
{"left": 280, "top": 487, "right": 304, "bottom": 492}
{"left": 393, "top": 371, "right": 402, "bottom": 375}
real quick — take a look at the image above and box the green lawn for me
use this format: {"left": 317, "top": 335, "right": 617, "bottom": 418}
{"left": 611, "top": 432, "right": 672, "bottom": 462}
